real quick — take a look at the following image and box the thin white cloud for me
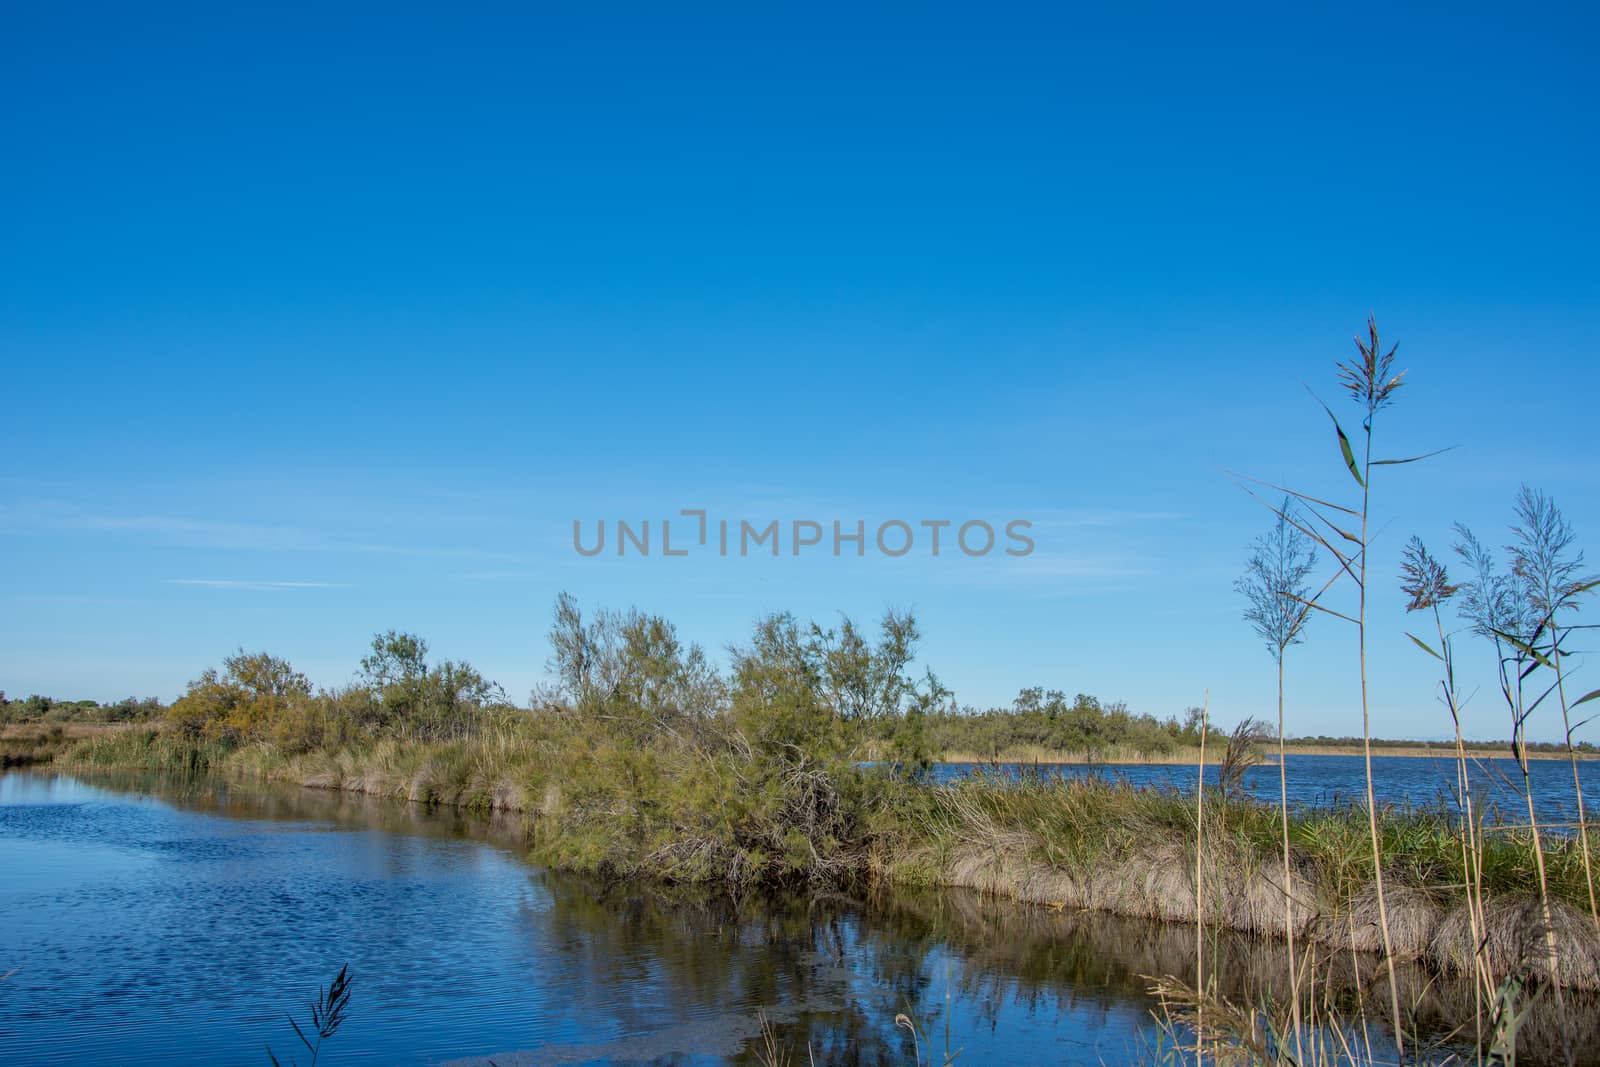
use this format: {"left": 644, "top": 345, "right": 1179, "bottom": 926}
{"left": 897, "top": 550, "right": 1152, "bottom": 594}
{"left": 167, "top": 579, "right": 350, "bottom": 591}
{"left": 1025, "top": 509, "right": 1185, "bottom": 529}
{"left": 1006, "top": 555, "right": 1151, "bottom": 577}
{"left": 84, "top": 515, "right": 318, "bottom": 551}
{"left": 0, "top": 501, "right": 319, "bottom": 550}
{"left": 0, "top": 500, "right": 519, "bottom": 561}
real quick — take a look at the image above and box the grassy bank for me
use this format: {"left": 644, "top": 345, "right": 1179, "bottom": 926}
{"left": 0, "top": 722, "right": 149, "bottom": 768}
{"left": 5, "top": 585, "right": 1594, "bottom": 1067}
{"left": 14, "top": 328, "right": 1599, "bottom": 1063}
{"left": 37, "top": 716, "right": 1600, "bottom": 994}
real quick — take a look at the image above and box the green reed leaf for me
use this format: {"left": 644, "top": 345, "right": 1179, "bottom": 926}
{"left": 1308, "top": 390, "right": 1364, "bottom": 487}
{"left": 1405, "top": 633, "right": 1442, "bottom": 661}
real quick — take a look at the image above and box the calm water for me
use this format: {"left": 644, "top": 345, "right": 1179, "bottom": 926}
{"left": 930, "top": 752, "right": 1600, "bottom": 827}
{"left": 1, "top": 768, "right": 1596, "bottom": 1066}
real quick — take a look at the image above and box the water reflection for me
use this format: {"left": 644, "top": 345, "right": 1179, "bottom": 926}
{"left": 1, "top": 772, "right": 1593, "bottom": 1066}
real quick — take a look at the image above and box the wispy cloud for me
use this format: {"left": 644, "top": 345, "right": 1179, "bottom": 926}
{"left": 1006, "top": 555, "right": 1151, "bottom": 577}
{"left": 83, "top": 515, "right": 318, "bottom": 551}
{"left": 1025, "top": 508, "right": 1185, "bottom": 529}
{"left": 1, "top": 500, "right": 520, "bottom": 561}
{"left": 167, "top": 579, "right": 350, "bottom": 591}
{"left": 0, "top": 501, "right": 325, "bottom": 551}
{"left": 978, "top": 557, "right": 1148, "bottom": 582}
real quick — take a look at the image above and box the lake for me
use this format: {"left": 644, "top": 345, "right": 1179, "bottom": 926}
{"left": 1, "top": 767, "right": 1596, "bottom": 1065}
{"left": 927, "top": 752, "right": 1600, "bottom": 827}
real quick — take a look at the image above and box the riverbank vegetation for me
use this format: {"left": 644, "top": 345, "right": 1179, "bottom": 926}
{"left": 25, "top": 597, "right": 1600, "bottom": 1001}
{"left": 9, "top": 691, "right": 1589, "bottom": 766}
{"left": 0, "top": 692, "right": 163, "bottom": 725}
{"left": 861, "top": 702, "right": 1595, "bottom": 765}
{"left": 8, "top": 321, "right": 1600, "bottom": 1063}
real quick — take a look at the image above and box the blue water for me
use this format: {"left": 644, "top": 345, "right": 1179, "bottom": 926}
{"left": 2, "top": 766, "right": 1596, "bottom": 1065}
{"left": 927, "top": 752, "right": 1600, "bottom": 827}
{"left": 0, "top": 773, "right": 1174, "bottom": 1066}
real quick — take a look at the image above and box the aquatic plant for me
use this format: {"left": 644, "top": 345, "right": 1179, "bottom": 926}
{"left": 1227, "top": 317, "right": 1452, "bottom": 1052}
{"left": 40, "top": 603, "right": 1599, "bottom": 984}
{"left": 1506, "top": 486, "right": 1599, "bottom": 923}
{"left": 1399, "top": 536, "right": 1496, "bottom": 1044}
{"left": 1448, "top": 491, "right": 1600, "bottom": 1067}
{"left": 1236, "top": 497, "right": 1319, "bottom": 1059}
{"left": 268, "top": 964, "right": 353, "bottom": 1067}
{"left": 22, "top": 550, "right": 1599, "bottom": 1067}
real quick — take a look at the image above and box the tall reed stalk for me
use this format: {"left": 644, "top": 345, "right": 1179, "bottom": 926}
{"left": 1236, "top": 500, "right": 1316, "bottom": 1064}
{"left": 1346, "top": 329, "right": 1402, "bottom": 1053}
{"left": 1454, "top": 521, "right": 1574, "bottom": 1066}
{"left": 1193, "top": 691, "right": 1209, "bottom": 1067}
{"left": 1400, "top": 538, "right": 1491, "bottom": 1058}
{"left": 1550, "top": 625, "right": 1599, "bottom": 927}
{"left": 1508, "top": 486, "right": 1600, "bottom": 926}
{"left": 1232, "top": 318, "right": 1434, "bottom": 1054}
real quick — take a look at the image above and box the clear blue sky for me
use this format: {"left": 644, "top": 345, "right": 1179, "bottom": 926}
{"left": 3, "top": 3, "right": 1596, "bottom": 742}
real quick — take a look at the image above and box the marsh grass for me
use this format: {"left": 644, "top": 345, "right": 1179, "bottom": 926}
{"left": 0, "top": 722, "right": 155, "bottom": 768}
{"left": 1161, "top": 322, "right": 1600, "bottom": 1067}
{"left": 51, "top": 709, "right": 1600, "bottom": 991}
{"left": 893, "top": 1008, "right": 962, "bottom": 1067}
{"left": 1227, "top": 318, "right": 1433, "bottom": 1051}
{"left": 1238, "top": 495, "right": 1318, "bottom": 1062}
{"left": 60, "top": 723, "right": 229, "bottom": 774}
{"left": 0, "top": 723, "right": 71, "bottom": 768}
{"left": 23, "top": 375, "right": 1599, "bottom": 1067}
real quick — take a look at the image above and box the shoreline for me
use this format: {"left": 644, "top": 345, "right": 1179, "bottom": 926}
{"left": 11, "top": 724, "right": 1592, "bottom": 772}
{"left": 933, "top": 743, "right": 1598, "bottom": 765}
{"left": 15, "top": 725, "right": 1598, "bottom": 993}
{"left": 13, "top": 762, "right": 1598, "bottom": 1067}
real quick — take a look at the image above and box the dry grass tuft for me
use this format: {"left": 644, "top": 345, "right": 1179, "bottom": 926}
{"left": 1431, "top": 894, "right": 1600, "bottom": 992}
{"left": 1334, "top": 885, "right": 1441, "bottom": 959}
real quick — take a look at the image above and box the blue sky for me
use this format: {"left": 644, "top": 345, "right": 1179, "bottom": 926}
{"left": 3, "top": 3, "right": 1597, "bottom": 741}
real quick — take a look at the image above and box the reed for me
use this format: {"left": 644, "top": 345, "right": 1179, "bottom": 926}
{"left": 267, "top": 964, "right": 353, "bottom": 1067}
{"left": 1159, "top": 326, "right": 1600, "bottom": 1065}
{"left": 1236, "top": 496, "right": 1317, "bottom": 1065}
{"left": 1228, "top": 318, "right": 1440, "bottom": 1051}
{"left": 1399, "top": 536, "right": 1494, "bottom": 1053}
{"left": 1454, "top": 523, "right": 1576, "bottom": 1064}
{"left": 1505, "top": 486, "right": 1600, "bottom": 925}
{"left": 22, "top": 382, "right": 1597, "bottom": 1066}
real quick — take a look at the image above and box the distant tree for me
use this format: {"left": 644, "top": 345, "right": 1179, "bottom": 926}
{"left": 359, "top": 630, "right": 429, "bottom": 689}
{"left": 729, "top": 608, "right": 944, "bottom": 764}
{"left": 167, "top": 651, "right": 312, "bottom": 744}
{"left": 546, "top": 593, "right": 723, "bottom": 735}
{"left": 100, "top": 696, "right": 164, "bottom": 723}
{"left": 1012, "top": 686, "right": 1044, "bottom": 716}
{"left": 1061, "top": 693, "right": 1105, "bottom": 760}
{"left": 358, "top": 630, "right": 507, "bottom": 742}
